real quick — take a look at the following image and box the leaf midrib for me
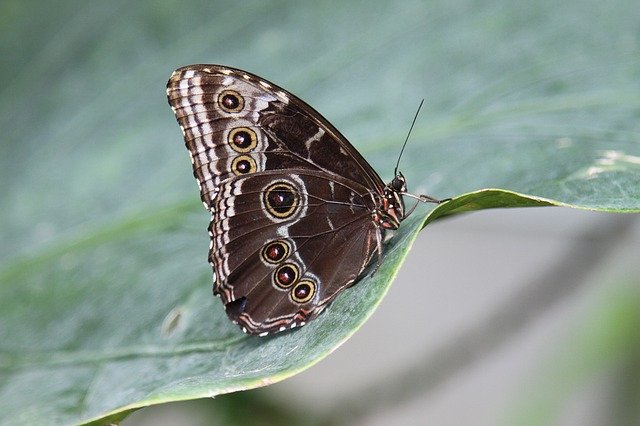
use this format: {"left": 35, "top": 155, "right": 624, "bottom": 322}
{"left": 0, "top": 198, "right": 201, "bottom": 282}
{"left": 0, "top": 336, "right": 246, "bottom": 371}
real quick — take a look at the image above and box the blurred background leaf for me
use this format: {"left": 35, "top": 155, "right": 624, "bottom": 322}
{"left": 506, "top": 279, "right": 640, "bottom": 426}
{"left": 0, "top": 0, "right": 639, "bottom": 424}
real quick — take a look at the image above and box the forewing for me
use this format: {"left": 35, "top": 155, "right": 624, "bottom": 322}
{"left": 166, "top": 64, "right": 385, "bottom": 209}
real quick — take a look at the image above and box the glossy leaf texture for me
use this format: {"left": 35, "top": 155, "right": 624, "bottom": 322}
{"left": 0, "top": 0, "right": 639, "bottom": 424}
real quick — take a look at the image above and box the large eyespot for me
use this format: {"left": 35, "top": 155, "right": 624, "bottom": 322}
{"left": 218, "top": 89, "right": 244, "bottom": 113}
{"left": 273, "top": 263, "right": 299, "bottom": 289}
{"left": 290, "top": 279, "right": 316, "bottom": 304}
{"left": 263, "top": 182, "right": 299, "bottom": 219}
{"left": 262, "top": 240, "right": 290, "bottom": 264}
{"left": 228, "top": 127, "right": 257, "bottom": 152}
{"left": 231, "top": 155, "right": 256, "bottom": 175}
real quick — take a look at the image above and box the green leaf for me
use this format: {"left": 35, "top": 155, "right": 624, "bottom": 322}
{"left": 1, "top": 0, "right": 639, "bottom": 424}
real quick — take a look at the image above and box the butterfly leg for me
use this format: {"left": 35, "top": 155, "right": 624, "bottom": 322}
{"left": 403, "top": 199, "right": 422, "bottom": 218}
{"left": 370, "top": 225, "right": 384, "bottom": 276}
{"left": 403, "top": 193, "right": 451, "bottom": 218}
{"left": 420, "top": 194, "right": 447, "bottom": 203}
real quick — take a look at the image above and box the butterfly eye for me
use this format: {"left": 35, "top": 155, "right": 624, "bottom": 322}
{"left": 291, "top": 280, "right": 316, "bottom": 304}
{"left": 273, "top": 263, "right": 299, "bottom": 289}
{"left": 228, "top": 127, "right": 257, "bottom": 152}
{"left": 391, "top": 174, "right": 406, "bottom": 192}
{"left": 218, "top": 90, "right": 244, "bottom": 113}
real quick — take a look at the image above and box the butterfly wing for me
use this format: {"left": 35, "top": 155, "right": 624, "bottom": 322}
{"left": 208, "top": 170, "right": 378, "bottom": 334}
{"left": 167, "top": 65, "right": 385, "bottom": 335}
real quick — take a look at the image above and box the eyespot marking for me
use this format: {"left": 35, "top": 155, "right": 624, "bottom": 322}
{"left": 231, "top": 155, "right": 257, "bottom": 175}
{"left": 273, "top": 263, "right": 299, "bottom": 289}
{"left": 262, "top": 240, "right": 290, "bottom": 264}
{"left": 228, "top": 127, "right": 258, "bottom": 153}
{"left": 290, "top": 279, "right": 316, "bottom": 304}
{"left": 218, "top": 89, "right": 244, "bottom": 113}
{"left": 263, "top": 182, "right": 299, "bottom": 219}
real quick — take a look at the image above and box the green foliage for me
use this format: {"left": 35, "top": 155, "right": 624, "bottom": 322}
{"left": 0, "top": 0, "right": 638, "bottom": 424}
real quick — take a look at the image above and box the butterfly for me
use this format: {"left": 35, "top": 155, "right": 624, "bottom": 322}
{"left": 166, "top": 65, "right": 442, "bottom": 336}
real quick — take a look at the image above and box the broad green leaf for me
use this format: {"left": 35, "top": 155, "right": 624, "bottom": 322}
{"left": 1, "top": 0, "right": 639, "bottom": 424}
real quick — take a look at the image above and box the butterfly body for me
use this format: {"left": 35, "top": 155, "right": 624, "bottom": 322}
{"left": 167, "top": 65, "right": 410, "bottom": 335}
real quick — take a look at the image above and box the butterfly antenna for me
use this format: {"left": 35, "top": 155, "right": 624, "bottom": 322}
{"left": 394, "top": 99, "right": 425, "bottom": 176}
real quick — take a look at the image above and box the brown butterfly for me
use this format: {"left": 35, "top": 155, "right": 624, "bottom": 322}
{"left": 166, "top": 65, "right": 441, "bottom": 335}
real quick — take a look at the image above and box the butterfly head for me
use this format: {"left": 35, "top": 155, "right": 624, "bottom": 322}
{"left": 390, "top": 172, "right": 407, "bottom": 193}
{"left": 377, "top": 172, "right": 407, "bottom": 230}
